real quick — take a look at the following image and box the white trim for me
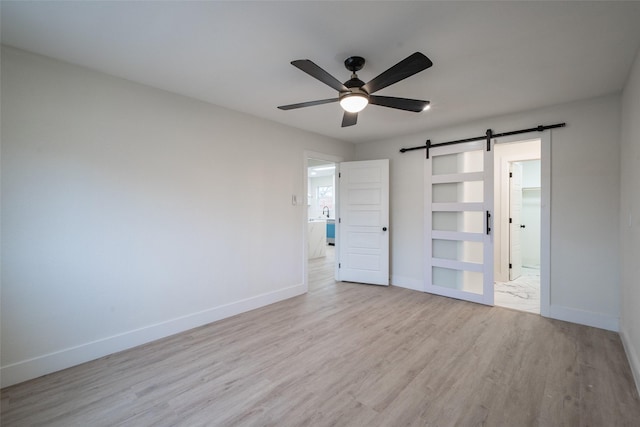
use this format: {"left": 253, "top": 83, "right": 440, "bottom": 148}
{"left": 0, "top": 284, "right": 305, "bottom": 388}
{"left": 548, "top": 305, "right": 619, "bottom": 332}
{"left": 620, "top": 326, "right": 640, "bottom": 396}
{"left": 540, "top": 134, "right": 551, "bottom": 318}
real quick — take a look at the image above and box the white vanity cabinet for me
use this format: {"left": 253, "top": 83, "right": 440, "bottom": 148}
{"left": 308, "top": 219, "right": 326, "bottom": 259}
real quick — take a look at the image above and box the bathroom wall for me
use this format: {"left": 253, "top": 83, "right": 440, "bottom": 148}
{"left": 520, "top": 160, "right": 542, "bottom": 268}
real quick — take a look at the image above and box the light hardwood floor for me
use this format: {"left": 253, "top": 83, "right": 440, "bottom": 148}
{"left": 2, "top": 247, "right": 639, "bottom": 426}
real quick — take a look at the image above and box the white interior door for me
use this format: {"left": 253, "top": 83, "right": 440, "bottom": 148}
{"left": 425, "top": 141, "right": 494, "bottom": 305}
{"left": 509, "top": 162, "right": 523, "bottom": 280}
{"left": 338, "top": 159, "right": 389, "bottom": 286}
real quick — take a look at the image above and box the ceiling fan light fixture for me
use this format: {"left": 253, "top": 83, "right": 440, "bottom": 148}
{"left": 340, "top": 93, "right": 369, "bottom": 113}
{"left": 423, "top": 103, "right": 431, "bottom": 111}
{"left": 278, "top": 52, "right": 434, "bottom": 127}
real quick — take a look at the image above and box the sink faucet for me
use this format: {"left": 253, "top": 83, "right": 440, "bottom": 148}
{"left": 322, "top": 206, "right": 330, "bottom": 218}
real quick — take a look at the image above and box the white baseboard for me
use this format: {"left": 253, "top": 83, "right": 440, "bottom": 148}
{"left": 1, "top": 284, "right": 305, "bottom": 388}
{"left": 548, "top": 305, "right": 619, "bottom": 332}
{"left": 620, "top": 325, "right": 640, "bottom": 397}
{"left": 391, "top": 275, "right": 424, "bottom": 292}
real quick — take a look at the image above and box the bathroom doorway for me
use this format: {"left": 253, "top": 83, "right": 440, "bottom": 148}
{"left": 493, "top": 140, "right": 542, "bottom": 314}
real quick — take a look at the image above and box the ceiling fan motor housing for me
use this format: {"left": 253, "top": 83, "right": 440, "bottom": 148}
{"left": 342, "top": 56, "right": 368, "bottom": 100}
{"left": 340, "top": 86, "right": 368, "bottom": 101}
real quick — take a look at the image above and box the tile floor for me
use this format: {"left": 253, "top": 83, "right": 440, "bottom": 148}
{"left": 494, "top": 267, "right": 540, "bottom": 314}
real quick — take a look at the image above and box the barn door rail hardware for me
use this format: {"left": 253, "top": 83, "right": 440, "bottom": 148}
{"left": 399, "top": 123, "right": 566, "bottom": 159}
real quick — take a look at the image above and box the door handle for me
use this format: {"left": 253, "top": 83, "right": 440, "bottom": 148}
{"left": 382, "top": 227, "right": 387, "bottom": 231}
{"left": 520, "top": 224, "right": 526, "bottom": 228}
{"left": 486, "top": 211, "right": 491, "bottom": 235}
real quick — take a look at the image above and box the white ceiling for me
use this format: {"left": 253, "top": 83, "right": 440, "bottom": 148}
{"left": 2, "top": 1, "right": 640, "bottom": 144}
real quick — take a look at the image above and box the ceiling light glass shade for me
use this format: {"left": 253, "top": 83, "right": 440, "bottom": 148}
{"left": 423, "top": 103, "right": 431, "bottom": 111}
{"left": 340, "top": 94, "right": 369, "bottom": 113}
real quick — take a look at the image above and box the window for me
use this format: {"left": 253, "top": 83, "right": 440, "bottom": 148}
{"left": 317, "top": 185, "right": 333, "bottom": 215}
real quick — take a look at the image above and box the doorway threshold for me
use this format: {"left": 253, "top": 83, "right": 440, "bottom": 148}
{"left": 494, "top": 267, "right": 540, "bottom": 314}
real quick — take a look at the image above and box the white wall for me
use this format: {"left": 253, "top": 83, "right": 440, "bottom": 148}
{"left": 356, "top": 93, "right": 621, "bottom": 331}
{"left": 520, "top": 160, "right": 542, "bottom": 268}
{"left": 0, "top": 46, "right": 354, "bottom": 387}
{"left": 521, "top": 187, "right": 541, "bottom": 268}
{"left": 522, "top": 160, "right": 541, "bottom": 188}
{"left": 620, "top": 47, "right": 640, "bottom": 394}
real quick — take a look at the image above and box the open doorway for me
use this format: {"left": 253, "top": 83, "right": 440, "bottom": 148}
{"left": 305, "top": 154, "right": 341, "bottom": 292}
{"left": 493, "top": 140, "right": 541, "bottom": 314}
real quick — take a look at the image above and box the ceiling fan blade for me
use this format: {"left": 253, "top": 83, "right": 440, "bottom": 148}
{"left": 362, "top": 52, "right": 433, "bottom": 95}
{"left": 342, "top": 112, "right": 358, "bottom": 127}
{"left": 369, "top": 95, "right": 430, "bottom": 112}
{"left": 278, "top": 98, "right": 339, "bottom": 110}
{"left": 291, "top": 60, "right": 349, "bottom": 92}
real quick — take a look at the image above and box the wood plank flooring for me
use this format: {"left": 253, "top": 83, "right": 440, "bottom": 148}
{"left": 2, "top": 247, "right": 640, "bottom": 426}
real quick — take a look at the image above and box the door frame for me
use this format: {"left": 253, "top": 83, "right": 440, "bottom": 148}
{"left": 492, "top": 133, "right": 550, "bottom": 317}
{"left": 303, "top": 151, "right": 343, "bottom": 292}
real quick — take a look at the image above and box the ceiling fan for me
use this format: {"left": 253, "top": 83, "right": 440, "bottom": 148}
{"left": 278, "top": 52, "right": 433, "bottom": 127}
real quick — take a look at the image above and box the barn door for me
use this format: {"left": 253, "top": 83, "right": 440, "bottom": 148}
{"left": 425, "top": 141, "right": 494, "bottom": 305}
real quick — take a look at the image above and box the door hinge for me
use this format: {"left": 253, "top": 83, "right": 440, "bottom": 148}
{"left": 339, "top": 218, "right": 341, "bottom": 223}
{"left": 339, "top": 172, "right": 341, "bottom": 178}
{"left": 509, "top": 172, "right": 513, "bottom": 178}
{"left": 339, "top": 263, "right": 341, "bottom": 268}
{"left": 509, "top": 218, "right": 512, "bottom": 223}
{"left": 509, "top": 263, "right": 512, "bottom": 269}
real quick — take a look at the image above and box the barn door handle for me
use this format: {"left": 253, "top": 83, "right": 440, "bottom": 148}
{"left": 486, "top": 211, "right": 491, "bottom": 235}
